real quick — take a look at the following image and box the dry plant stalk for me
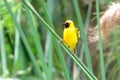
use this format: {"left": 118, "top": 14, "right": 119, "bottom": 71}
{"left": 88, "top": 2, "right": 120, "bottom": 54}
{"left": 87, "top": 2, "right": 120, "bottom": 73}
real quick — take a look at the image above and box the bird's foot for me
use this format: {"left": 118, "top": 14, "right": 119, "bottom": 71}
{"left": 60, "top": 39, "right": 64, "bottom": 43}
{"left": 72, "top": 50, "right": 76, "bottom": 54}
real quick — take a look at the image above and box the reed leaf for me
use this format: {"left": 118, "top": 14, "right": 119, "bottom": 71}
{"left": 3, "top": 0, "right": 44, "bottom": 79}
{"left": 96, "top": 0, "right": 106, "bottom": 80}
{"left": 22, "top": 0, "right": 98, "bottom": 79}
{"left": 72, "top": 0, "right": 93, "bottom": 73}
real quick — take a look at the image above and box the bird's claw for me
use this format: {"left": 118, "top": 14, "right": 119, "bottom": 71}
{"left": 60, "top": 39, "right": 64, "bottom": 43}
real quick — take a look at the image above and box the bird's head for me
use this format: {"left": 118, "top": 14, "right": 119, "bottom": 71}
{"left": 63, "top": 20, "right": 75, "bottom": 28}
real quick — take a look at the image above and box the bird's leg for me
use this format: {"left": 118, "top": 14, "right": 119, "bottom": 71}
{"left": 72, "top": 49, "right": 76, "bottom": 54}
{"left": 72, "top": 50, "right": 74, "bottom": 54}
{"left": 60, "top": 39, "right": 64, "bottom": 43}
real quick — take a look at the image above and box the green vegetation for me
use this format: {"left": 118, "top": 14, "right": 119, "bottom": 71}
{"left": 0, "top": 0, "right": 120, "bottom": 80}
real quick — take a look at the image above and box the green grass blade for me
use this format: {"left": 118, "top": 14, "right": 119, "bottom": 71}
{"left": 95, "top": 0, "right": 106, "bottom": 80}
{"left": 80, "top": 2, "right": 93, "bottom": 62}
{"left": 79, "top": 3, "right": 93, "bottom": 76}
{"left": 14, "top": 4, "right": 28, "bottom": 73}
{"left": 38, "top": 0, "right": 53, "bottom": 79}
{"left": 61, "top": 43, "right": 98, "bottom": 80}
{"left": 38, "top": 0, "right": 53, "bottom": 26}
{"left": 45, "top": 0, "right": 70, "bottom": 79}
{"left": 84, "top": 3, "right": 92, "bottom": 33}
{"left": 24, "top": 3, "right": 50, "bottom": 79}
{"left": 39, "top": 0, "right": 70, "bottom": 79}
{"left": 14, "top": 7, "right": 20, "bottom": 69}
{"left": 72, "top": 0, "right": 93, "bottom": 73}
{"left": 14, "top": 29, "right": 20, "bottom": 66}
{"left": 22, "top": 0, "right": 98, "bottom": 79}
{"left": 0, "top": 22, "right": 9, "bottom": 77}
{"left": 44, "top": 33, "right": 53, "bottom": 80}
{"left": 3, "top": 0, "right": 44, "bottom": 79}
{"left": 54, "top": 40, "right": 70, "bottom": 80}
{"left": 22, "top": 0, "right": 61, "bottom": 40}
{"left": 46, "top": 1, "right": 54, "bottom": 77}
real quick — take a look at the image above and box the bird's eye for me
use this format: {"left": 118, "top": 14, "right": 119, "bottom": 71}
{"left": 64, "top": 22, "right": 69, "bottom": 28}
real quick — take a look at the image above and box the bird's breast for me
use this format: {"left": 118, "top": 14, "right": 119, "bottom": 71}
{"left": 63, "top": 28, "right": 78, "bottom": 47}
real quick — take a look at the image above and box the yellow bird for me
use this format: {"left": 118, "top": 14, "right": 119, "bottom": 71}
{"left": 62, "top": 20, "right": 80, "bottom": 53}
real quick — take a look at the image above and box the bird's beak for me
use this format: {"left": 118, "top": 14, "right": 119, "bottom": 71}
{"left": 63, "top": 23, "right": 66, "bottom": 27}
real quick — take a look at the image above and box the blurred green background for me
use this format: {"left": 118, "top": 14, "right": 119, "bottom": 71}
{"left": 0, "top": 0, "right": 120, "bottom": 80}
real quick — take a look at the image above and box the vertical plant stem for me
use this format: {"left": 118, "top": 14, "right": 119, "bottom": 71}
{"left": 14, "top": 7, "right": 20, "bottom": 69}
{"left": 44, "top": 34, "right": 53, "bottom": 80}
{"left": 38, "top": 0, "right": 53, "bottom": 79}
{"left": 73, "top": 0, "right": 93, "bottom": 72}
{"left": 3, "top": 0, "right": 44, "bottom": 79}
{"left": 60, "top": 43, "right": 98, "bottom": 80}
{"left": 22, "top": 1, "right": 98, "bottom": 79}
{"left": 79, "top": 3, "right": 93, "bottom": 78}
{"left": 39, "top": 0, "right": 70, "bottom": 79}
{"left": 54, "top": 40, "right": 70, "bottom": 80}
{"left": 24, "top": 1, "right": 50, "bottom": 79}
{"left": 84, "top": 3, "right": 92, "bottom": 33}
{"left": 0, "top": 22, "right": 9, "bottom": 77}
{"left": 95, "top": 0, "right": 106, "bottom": 80}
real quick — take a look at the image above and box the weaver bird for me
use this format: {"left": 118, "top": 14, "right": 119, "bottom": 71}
{"left": 62, "top": 20, "right": 80, "bottom": 53}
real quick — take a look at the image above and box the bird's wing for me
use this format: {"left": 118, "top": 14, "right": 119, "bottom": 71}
{"left": 76, "top": 28, "right": 80, "bottom": 38}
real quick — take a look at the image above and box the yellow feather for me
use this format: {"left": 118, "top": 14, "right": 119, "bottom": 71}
{"left": 63, "top": 20, "right": 80, "bottom": 53}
